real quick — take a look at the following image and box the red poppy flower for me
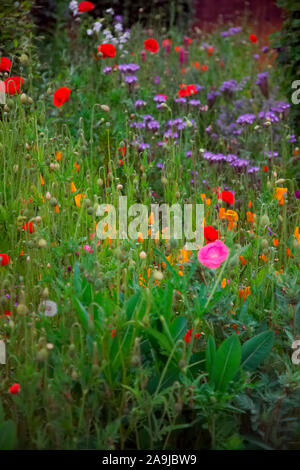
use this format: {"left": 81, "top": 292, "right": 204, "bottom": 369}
{"left": 144, "top": 38, "right": 159, "bottom": 53}
{"left": 118, "top": 145, "right": 126, "bottom": 156}
{"left": 9, "top": 383, "right": 20, "bottom": 395}
{"left": 263, "top": 165, "right": 268, "bottom": 172}
{"left": 4, "top": 76, "right": 24, "bottom": 95}
{"left": 97, "top": 43, "right": 116, "bottom": 59}
{"left": 204, "top": 226, "right": 220, "bottom": 243}
{"left": 78, "top": 1, "right": 94, "bottom": 12}
{"left": 22, "top": 221, "right": 35, "bottom": 234}
{"left": 0, "top": 254, "right": 10, "bottom": 266}
{"left": 200, "top": 64, "right": 209, "bottom": 72}
{"left": 206, "top": 47, "right": 214, "bottom": 56}
{"left": 249, "top": 34, "right": 258, "bottom": 43}
{"left": 53, "top": 87, "right": 71, "bottom": 107}
{"left": 162, "top": 39, "right": 172, "bottom": 48}
{"left": 0, "top": 57, "right": 12, "bottom": 72}
{"left": 218, "top": 190, "right": 235, "bottom": 205}
{"left": 5, "top": 310, "right": 11, "bottom": 316}
{"left": 178, "top": 84, "right": 197, "bottom": 97}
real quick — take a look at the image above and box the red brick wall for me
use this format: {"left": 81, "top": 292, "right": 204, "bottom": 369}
{"left": 194, "top": 0, "right": 282, "bottom": 38}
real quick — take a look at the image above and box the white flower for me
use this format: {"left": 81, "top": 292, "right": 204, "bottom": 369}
{"left": 105, "top": 8, "right": 114, "bottom": 14}
{"left": 69, "top": 0, "right": 78, "bottom": 15}
{"left": 87, "top": 29, "right": 93, "bottom": 36}
{"left": 93, "top": 21, "right": 102, "bottom": 33}
{"left": 40, "top": 300, "right": 58, "bottom": 317}
{"left": 114, "top": 23, "right": 123, "bottom": 33}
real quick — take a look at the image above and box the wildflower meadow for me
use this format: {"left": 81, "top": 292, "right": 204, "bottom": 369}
{"left": 0, "top": 0, "right": 300, "bottom": 453}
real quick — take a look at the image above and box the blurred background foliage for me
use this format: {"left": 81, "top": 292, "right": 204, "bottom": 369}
{"left": 272, "top": 0, "right": 300, "bottom": 135}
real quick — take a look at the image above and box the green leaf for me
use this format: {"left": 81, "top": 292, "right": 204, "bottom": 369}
{"left": 241, "top": 330, "right": 274, "bottom": 371}
{"left": 0, "top": 420, "right": 17, "bottom": 450}
{"left": 211, "top": 335, "right": 241, "bottom": 392}
{"left": 73, "top": 262, "right": 82, "bottom": 293}
{"left": 206, "top": 335, "right": 216, "bottom": 375}
{"left": 73, "top": 296, "right": 89, "bottom": 332}
{"left": 169, "top": 316, "right": 187, "bottom": 342}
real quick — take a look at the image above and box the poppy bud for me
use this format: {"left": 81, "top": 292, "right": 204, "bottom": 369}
{"left": 17, "top": 304, "right": 28, "bottom": 315}
{"left": 229, "top": 254, "right": 239, "bottom": 267}
{"left": 139, "top": 251, "right": 146, "bottom": 260}
{"left": 100, "top": 104, "right": 110, "bottom": 112}
{"left": 19, "top": 53, "right": 29, "bottom": 65}
{"left": 261, "top": 239, "right": 269, "bottom": 250}
{"left": 36, "top": 348, "right": 48, "bottom": 362}
{"left": 42, "top": 288, "right": 49, "bottom": 299}
{"left": 161, "top": 176, "right": 167, "bottom": 185}
{"left": 50, "top": 197, "right": 57, "bottom": 207}
{"left": 38, "top": 239, "right": 47, "bottom": 248}
{"left": 260, "top": 214, "right": 270, "bottom": 226}
{"left": 153, "top": 270, "right": 163, "bottom": 281}
{"left": 83, "top": 198, "right": 91, "bottom": 208}
{"left": 20, "top": 93, "right": 28, "bottom": 104}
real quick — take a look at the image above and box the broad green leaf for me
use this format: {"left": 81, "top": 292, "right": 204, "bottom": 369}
{"left": 211, "top": 335, "right": 241, "bottom": 392}
{"left": 241, "top": 330, "right": 274, "bottom": 371}
{"left": 169, "top": 316, "right": 187, "bottom": 342}
{"left": 73, "top": 262, "right": 82, "bottom": 293}
{"left": 73, "top": 296, "right": 89, "bottom": 331}
{"left": 0, "top": 420, "right": 17, "bottom": 450}
{"left": 206, "top": 335, "right": 216, "bottom": 375}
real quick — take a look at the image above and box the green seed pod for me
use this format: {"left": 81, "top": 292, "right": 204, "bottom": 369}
{"left": 17, "top": 304, "right": 28, "bottom": 315}
{"left": 260, "top": 214, "right": 270, "bottom": 227}
{"left": 19, "top": 53, "right": 29, "bottom": 65}
{"left": 36, "top": 348, "right": 48, "bottom": 362}
{"left": 49, "top": 197, "right": 58, "bottom": 207}
{"left": 261, "top": 238, "right": 269, "bottom": 250}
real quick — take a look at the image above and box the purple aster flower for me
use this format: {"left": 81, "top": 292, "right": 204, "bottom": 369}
{"left": 135, "top": 99, "right": 146, "bottom": 109}
{"left": 294, "top": 191, "right": 300, "bottom": 199}
{"left": 207, "top": 90, "right": 220, "bottom": 108}
{"left": 220, "top": 79, "right": 238, "bottom": 96}
{"left": 256, "top": 72, "right": 269, "bottom": 98}
{"left": 174, "top": 97, "right": 187, "bottom": 104}
{"left": 262, "top": 46, "right": 269, "bottom": 53}
{"left": 154, "top": 94, "right": 168, "bottom": 103}
{"left": 147, "top": 120, "right": 160, "bottom": 131}
{"left": 265, "top": 151, "right": 279, "bottom": 159}
{"left": 236, "top": 113, "right": 256, "bottom": 125}
{"left": 156, "top": 162, "right": 164, "bottom": 169}
{"left": 289, "top": 134, "right": 296, "bottom": 143}
{"left": 154, "top": 75, "right": 160, "bottom": 84}
{"left": 189, "top": 99, "right": 201, "bottom": 106}
{"left": 103, "top": 66, "right": 113, "bottom": 74}
{"left": 186, "top": 150, "right": 192, "bottom": 158}
{"left": 125, "top": 75, "right": 138, "bottom": 84}
{"left": 258, "top": 111, "right": 279, "bottom": 123}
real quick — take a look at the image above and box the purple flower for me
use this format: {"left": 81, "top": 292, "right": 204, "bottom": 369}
{"left": 156, "top": 162, "right": 164, "bottom": 169}
{"left": 189, "top": 99, "right": 201, "bottom": 106}
{"left": 294, "top": 191, "right": 300, "bottom": 199}
{"left": 258, "top": 111, "right": 279, "bottom": 123}
{"left": 220, "top": 79, "right": 238, "bottom": 96}
{"left": 125, "top": 75, "right": 138, "bottom": 84}
{"left": 186, "top": 150, "right": 192, "bottom": 158}
{"left": 262, "top": 46, "right": 269, "bottom": 53}
{"left": 174, "top": 97, "right": 187, "bottom": 104}
{"left": 147, "top": 120, "right": 160, "bottom": 131}
{"left": 135, "top": 99, "right": 146, "bottom": 109}
{"left": 103, "top": 66, "right": 113, "bottom": 74}
{"left": 207, "top": 90, "right": 220, "bottom": 108}
{"left": 154, "top": 94, "right": 168, "bottom": 103}
{"left": 289, "top": 134, "right": 296, "bottom": 143}
{"left": 256, "top": 72, "right": 269, "bottom": 98}
{"left": 154, "top": 75, "right": 160, "bottom": 84}
{"left": 236, "top": 113, "right": 256, "bottom": 125}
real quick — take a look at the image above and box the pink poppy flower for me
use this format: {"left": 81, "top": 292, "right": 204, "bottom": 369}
{"left": 197, "top": 240, "right": 229, "bottom": 269}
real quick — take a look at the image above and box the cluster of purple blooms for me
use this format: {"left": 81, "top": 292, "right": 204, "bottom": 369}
{"left": 202, "top": 151, "right": 259, "bottom": 173}
{"left": 220, "top": 27, "right": 242, "bottom": 37}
